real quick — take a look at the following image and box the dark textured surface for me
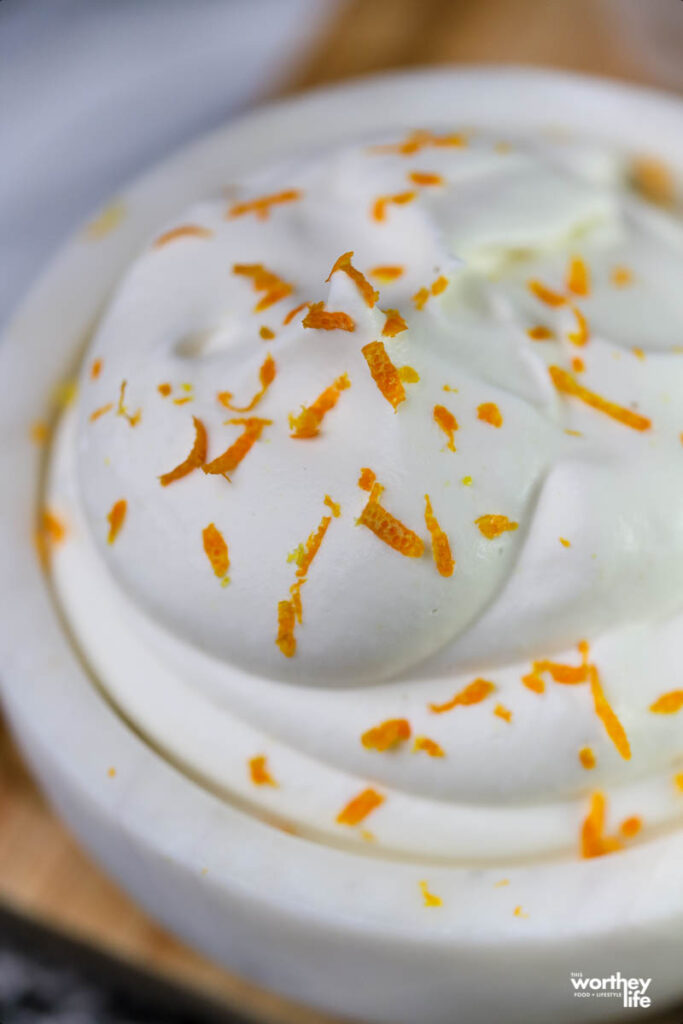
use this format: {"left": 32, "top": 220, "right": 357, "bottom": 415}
{"left": 0, "top": 906, "right": 241, "bottom": 1024}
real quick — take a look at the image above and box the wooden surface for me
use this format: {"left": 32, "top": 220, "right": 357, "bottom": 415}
{"left": 0, "top": 1, "right": 675, "bottom": 1020}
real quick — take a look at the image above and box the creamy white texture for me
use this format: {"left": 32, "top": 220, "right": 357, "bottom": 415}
{"left": 47, "top": 131, "right": 683, "bottom": 861}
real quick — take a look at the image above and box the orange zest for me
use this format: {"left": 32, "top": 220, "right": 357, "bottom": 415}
{"left": 89, "top": 402, "right": 113, "bottom": 423}
{"left": 248, "top": 755, "right": 277, "bottom": 786}
{"left": 527, "top": 325, "right": 555, "bottom": 341}
{"left": 358, "top": 480, "right": 424, "bottom": 558}
{"left": 433, "top": 404, "right": 458, "bottom": 450}
{"left": 611, "top": 266, "right": 633, "bottom": 288}
{"left": 620, "top": 815, "right": 642, "bottom": 839}
{"left": 372, "top": 190, "right": 417, "bottom": 222}
{"left": 580, "top": 791, "right": 622, "bottom": 859}
{"left": 154, "top": 224, "right": 213, "bottom": 247}
{"left": 159, "top": 416, "right": 208, "bottom": 486}
{"left": 371, "top": 129, "right": 466, "bottom": 156}
{"left": 302, "top": 301, "right": 355, "bottom": 332}
{"left": 579, "top": 747, "right": 596, "bottom": 770}
{"left": 408, "top": 171, "right": 444, "bottom": 187}
{"left": 107, "top": 499, "right": 127, "bottom": 545}
{"left": 324, "top": 495, "right": 341, "bottom": 517}
{"left": 336, "top": 788, "right": 385, "bottom": 826}
{"left": 35, "top": 507, "right": 67, "bottom": 566}
{"left": 326, "top": 251, "right": 378, "bottom": 307}
{"left": 413, "top": 736, "right": 445, "bottom": 758}
{"left": 566, "top": 256, "right": 590, "bottom": 297}
{"left": 381, "top": 308, "right": 408, "bottom": 338}
{"left": 528, "top": 279, "right": 566, "bottom": 307}
{"left": 567, "top": 305, "right": 590, "bottom": 346}
{"left": 218, "top": 354, "right": 276, "bottom": 413}
{"left": 419, "top": 881, "right": 443, "bottom": 907}
{"left": 260, "top": 325, "right": 275, "bottom": 340}
{"left": 370, "top": 265, "right": 404, "bottom": 282}
{"left": 414, "top": 275, "right": 449, "bottom": 309}
{"left": 90, "top": 358, "right": 103, "bottom": 380}
{"left": 228, "top": 188, "right": 301, "bottom": 220}
{"left": 202, "top": 417, "right": 271, "bottom": 479}
{"left": 289, "top": 374, "right": 350, "bottom": 438}
{"left": 276, "top": 600, "right": 297, "bottom": 658}
{"left": 650, "top": 690, "right": 683, "bottom": 714}
{"left": 549, "top": 365, "right": 650, "bottom": 431}
{"left": 362, "top": 341, "right": 406, "bottom": 409}
{"left": 475, "top": 514, "right": 518, "bottom": 540}
{"left": 589, "top": 664, "right": 631, "bottom": 760}
{"left": 283, "top": 300, "right": 309, "bottom": 325}
{"left": 424, "top": 494, "right": 454, "bottom": 577}
{"left": 494, "top": 703, "right": 512, "bottom": 723}
{"left": 202, "top": 523, "right": 230, "bottom": 580}
{"left": 117, "top": 380, "right": 141, "bottom": 427}
{"left": 358, "top": 467, "right": 376, "bottom": 492}
{"left": 429, "top": 678, "right": 495, "bottom": 714}
{"left": 232, "top": 263, "right": 293, "bottom": 312}
{"left": 361, "top": 718, "right": 411, "bottom": 752}
{"left": 477, "top": 401, "right": 503, "bottom": 428}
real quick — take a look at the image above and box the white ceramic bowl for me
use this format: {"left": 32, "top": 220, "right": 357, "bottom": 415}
{"left": 2, "top": 68, "right": 683, "bottom": 1024}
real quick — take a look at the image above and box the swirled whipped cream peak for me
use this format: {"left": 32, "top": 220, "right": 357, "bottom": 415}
{"left": 49, "top": 128, "right": 683, "bottom": 860}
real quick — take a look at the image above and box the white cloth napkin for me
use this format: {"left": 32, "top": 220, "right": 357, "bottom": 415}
{"left": 0, "top": 0, "right": 336, "bottom": 328}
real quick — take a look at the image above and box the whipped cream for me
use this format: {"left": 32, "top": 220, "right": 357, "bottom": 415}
{"left": 47, "top": 129, "right": 683, "bottom": 863}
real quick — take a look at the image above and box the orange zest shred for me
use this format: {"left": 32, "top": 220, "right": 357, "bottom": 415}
{"left": 475, "top": 514, "right": 518, "bottom": 540}
{"left": 580, "top": 791, "right": 622, "bottom": 859}
{"left": 202, "top": 417, "right": 271, "bottom": 479}
{"left": 159, "top": 416, "right": 208, "bottom": 486}
{"left": 89, "top": 403, "right": 113, "bottom": 423}
{"left": 107, "top": 499, "right": 127, "bottom": 545}
{"left": 90, "top": 358, "right": 103, "bottom": 380}
{"left": 528, "top": 279, "right": 566, "bottom": 307}
{"left": 431, "top": 275, "right": 448, "bottom": 296}
{"left": 611, "top": 266, "right": 633, "bottom": 288}
{"left": 650, "top": 690, "right": 683, "bottom": 714}
{"left": 413, "top": 736, "right": 445, "bottom": 757}
{"left": 513, "top": 906, "right": 529, "bottom": 919}
{"left": 276, "top": 600, "right": 297, "bottom": 658}
{"left": 154, "top": 224, "right": 213, "bottom": 247}
{"left": 381, "top": 308, "right": 408, "bottom": 338}
{"left": 620, "top": 815, "right": 642, "bottom": 839}
{"left": 324, "top": 494, "right": 341, "bottom": 517}
{"left": 218, "top": 354, "right": 276, "bottom": 413}
{"left": 560, "top": 536, "right": 572, "bottom": 547}
{"left": 358, "top": 480, "right": 424, "bottom": 558}
{"left": 289, "top": 373, "right": 350, "bottom": 438}
{"left": 117, "top": 380, "right": 141, "bottom": 427}
{"left": 248, "top": 755, "right": 277, "bottom": 787}
{"left": 429, "top": 678, "right": 495, "bottom": 714}
{"left": 202, "top": 523, "right": 230, "bottom": 579}
{"left": 260, "top": 325, "right": 275, "bottom": 340}
{"left": 296, "top": 515, "right": 331, "bottom": 579}
{"left": 336, "top": 788, "right": 385, "bottom": 826}
{"left": 566, "top": 256, "right": 591, "bottom": 297}
{"left": 527, "top": 325, "right": 555, "bottom": 341}
{"left": 408, "top": 171, "right": 444, "bottom": 187}
{"left": 372, "top": 129, "right": 466, "bottom": 156}
{"left": 568, "top": 305, "right": 590, "bottom": 347}
{"left": 362, "top": 341, "right": 406, "bottom": 409}
{"left": 361, "top": 718, "right": 411, "bottom": 752}
{"left": 358, "top": 467, "right": 376, "bottom": 492}
{"left": 302, "top": 301, "right": 355, "bottom": 332}
{"left": 372, "top": 190, "right": 417, "bottom": 223}
{"left": 228, "top": 188, "right": 301, "bottom": 220}
{"left": 232, "top": 263, "right": 293, "bottom": 312}
{"left": 630, "top": 156, "right": 676, "bottom": 207}
{"left": 674, "top": 773, "right": 683, "bottom": 793}
{"left": 283, "top": 300, "right": 309, "bottom": 325}
{"left": 433, "top": 404, "right": 458, "bottom": 451}
{"left": 549, "top": 365, "right": 650, "bottom": 431}
{"left": 158, "top": 383, "right": 172, "bottom": 397}
{"left": 413, "top": 287, "right": 430, "bottom": 311}
{"left": 522, "top": 672, "right": 545, "bottom": 694}
{"left": 589, "top": 664, "right": 631, "bottom": 760}
{"left": 35, "top": 508, "right": 67, "bottom": 567}
{"left": 579, "top": 747, "right": 596, "bottom": 770}
{"left": 424, "top": 494, "right": 454, "bottom": 577}
{"left": 414, "top": 275, "right": 449, "bottom": 309}
{"left": 370, "top": 265, "right": 404, "bottom": 282}
{"left": 477, "top": 402, "right": 503, "bottom": 428}
{"left": 571, "top": 357, "right": 585, "bottom": 374}
{"left": 419, "top": 880, "right": 443, "bottom": 907}
{"left": 398, "top": 365, "right": 419, "bottom": 383}
{"left": 326, "top": 251, "right": 378, "bottom": 308}
{"left": 494, "top": 703, "right": 513, "bottom": 723}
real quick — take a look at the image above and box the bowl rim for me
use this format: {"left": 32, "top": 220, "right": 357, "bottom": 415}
{"left": 2, "top": 64, "right": 683, "bottom": 1018}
